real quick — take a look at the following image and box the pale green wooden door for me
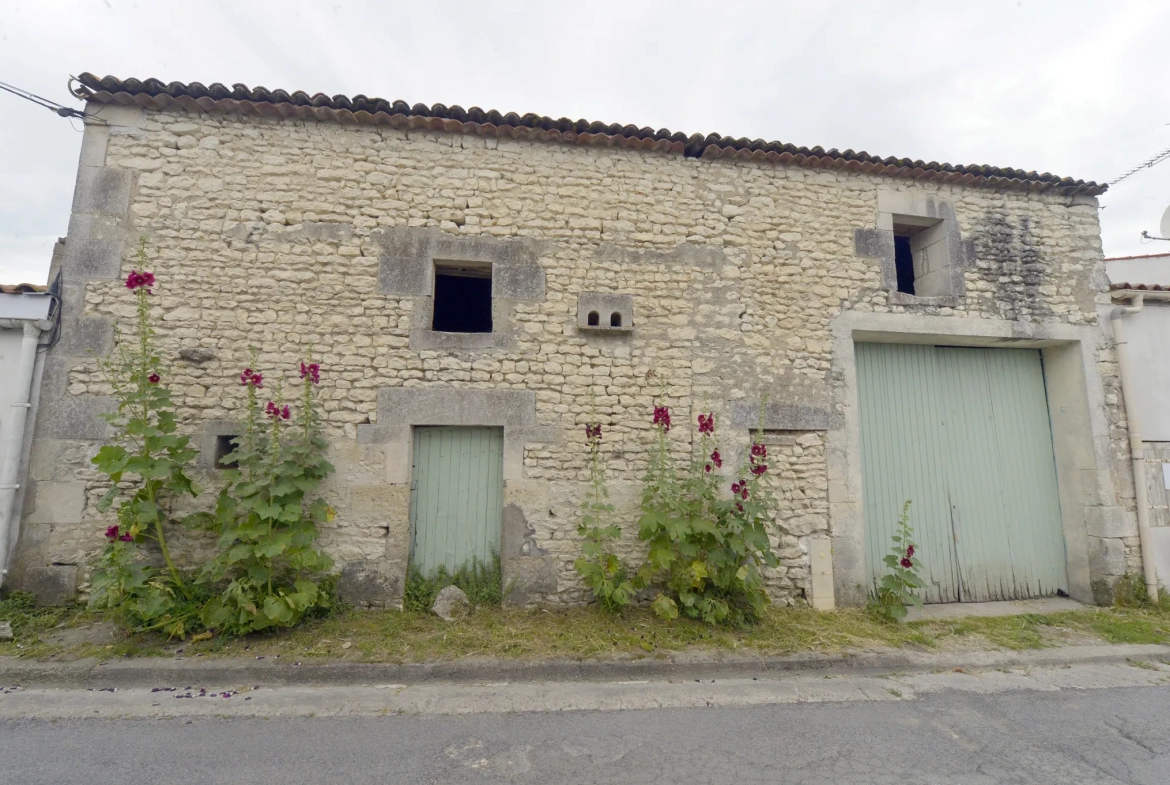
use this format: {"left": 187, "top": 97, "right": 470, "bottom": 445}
{"left": 410, "top": 427, "right": 503, "bottom": 574}
{"left": 857, "top": 343, "right": 1068, "bottom": 603}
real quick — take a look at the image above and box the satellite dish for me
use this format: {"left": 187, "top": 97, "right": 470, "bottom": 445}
{"left": 1161, "top": 204, "right": 1170, "bottom": 239}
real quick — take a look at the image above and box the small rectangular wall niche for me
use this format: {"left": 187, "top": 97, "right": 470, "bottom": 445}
{"left": 433, "top": 262, "right": 492, "bottom": 333}
{"left": 576, "top": 292, "right": 634, "bottom": 333}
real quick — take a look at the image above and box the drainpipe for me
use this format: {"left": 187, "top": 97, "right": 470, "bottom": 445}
{"left": 0, "top": 320, "right": 45, "bottom": 589}
{"left": 1110, "top": 292, "right": 1161, "bottom": 602}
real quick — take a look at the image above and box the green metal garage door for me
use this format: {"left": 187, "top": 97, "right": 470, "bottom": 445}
{"left": 410, "top": 426, "right": 504, "bottom": 574}
{"left": 857, "top": 343, "right": 1068, "bottom": 603}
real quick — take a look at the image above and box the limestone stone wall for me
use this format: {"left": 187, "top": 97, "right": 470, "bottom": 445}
{"left": 10, "top": 102, "right": 1133, "bottom": 608}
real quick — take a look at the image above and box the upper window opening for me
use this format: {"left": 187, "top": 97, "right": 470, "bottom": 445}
{"left": 610, "top": 312, "right": 622, "bottom": 327}
{"left": 587, "top": 311, "right": 600, "bottom": 326}
{"left": 433, "top": 263, "right": 492, "bottom": 333}
{"left": 893, "top": 234, "right": 915, "bottom": 295}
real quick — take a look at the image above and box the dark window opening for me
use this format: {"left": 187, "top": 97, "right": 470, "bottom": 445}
{"left": 610, "top": 312, "right": 622, "bottom": 327}
{"left": 215, "top": 434, "right": 240, "bottom": 469}
{"left": 433, "top": 264, "right": 492, "bottom": 333}
{"left": 893, "top": 235, "right": 915, "bottom": 295}
{"left": 587, "top": 311, "right": 600, "bottom": 326}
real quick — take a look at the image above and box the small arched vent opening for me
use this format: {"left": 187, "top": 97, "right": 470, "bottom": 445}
{"left": 587, "top": 311, "right": 600, "bottom": 326}
{"left": 610, "top": 312, "right": 622, "bottom": 327}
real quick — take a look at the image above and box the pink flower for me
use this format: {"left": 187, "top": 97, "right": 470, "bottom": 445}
{"left": 240, "top": 368, "right": 263, "bottom": 389}
{"left": 652, "top": 405, "right": 671, "bottom": 432}
{"left": 148, "top": 373, "right": 160, "bottom": 384}
{"left": 710, "top": 449, "right": 722, "bottom": 468}
{"left": 105, "top": 525, "right": 120, "bottom": 541}
{"left": 125, "top": 270, "right": 155, "bottom": 293}
{"left": 300, "top": 362, "right": 320, "bottom": 384}
{"left": 585, "top": 423, "right": 602, "bottom": 441}
{"left": 697, "top": 413, "right": 714, "bottom": 434}
{"left": 267, "top": 402, "right": 291, "bottom": 421}
{"left": 750, "top": 464, "right": 767, "bottom": 476}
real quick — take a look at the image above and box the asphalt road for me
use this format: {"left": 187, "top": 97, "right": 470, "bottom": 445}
{"left": 2, "top": 684, "right": 1168, "bottom": 785}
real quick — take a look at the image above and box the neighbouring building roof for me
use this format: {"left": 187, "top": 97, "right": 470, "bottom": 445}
{"left": 1104, "top": 253, "right": 1170, "bottom": 262}
{"left": 0, "top": 283, "right": 47, "bottom": 294}
{"left": 73, "top": 73, "right": 1107, "bottom": 198}
{"left": 1109, "top": 282, "right": 1170, "bottom": 293}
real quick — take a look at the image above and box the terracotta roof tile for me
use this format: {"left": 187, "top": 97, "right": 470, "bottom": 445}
{"left": 73, "top": 73, "right": 1106, "bottom": 197}
{"left": 1109, "top": 282, "right": 1170, "bottom": 292}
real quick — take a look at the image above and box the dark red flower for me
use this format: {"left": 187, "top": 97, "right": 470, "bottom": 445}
{"left": 750, "top": 443, "right": 767, "bottom": 460}
{"left": 736, "top": 502, "right": 744, "bottom": 513}
{"left": 119, "top": 532, "right": 133, "bottom": 542}
{"left": 730, "top": 481, "right": 741, "bottom": 495}
{"left": 697, "top": 413, "right": 714, "bottom": 434}
{"left": 750, "top": 463, "right": 768, "bottom": 476}
{"left": 710, "top": 449, "right": 722, "bottom": 468}
{"left": 900, "top": 557, "right": 913, "bottom": 569}
{"left": 148, "top": 373, "right": 160, "bottom": 384}
{"left": 585, "top": 423, "right": 602, "bottom": 441}
{"left": 906, "top": 545, "right": 915, "bottom": 558}
{"left": 266, "top": 402, "right": 291, "bottom": 420}
{"left": 300, "top": 362, "right": 320, "bottom": 384}
{"left": 105, "top": 525, "right": 120, "bottom": 541}
{"left": 652, "top": 405, "right": 671, "bottom": 432}
{"left": 240, "top": 368, "right": 263, "bottom": 388}
{"left": 705, "top": 464, "right": 712, "bottom": 473}
{"left": 125, "top": 270, "right": 154, "bottom": 293}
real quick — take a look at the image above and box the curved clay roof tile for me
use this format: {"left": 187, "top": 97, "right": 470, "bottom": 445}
{"left": 71, "top": 73, "right": 1105, "bottom": 195}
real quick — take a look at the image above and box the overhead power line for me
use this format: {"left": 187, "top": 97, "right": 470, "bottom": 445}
{"left": 1110, "top": 144, "right": 1170, "bottom": 187}
{"left": 0, "top": 79, "right": 86, "bottom": 119}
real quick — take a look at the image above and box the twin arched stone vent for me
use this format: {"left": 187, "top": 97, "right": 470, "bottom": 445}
{"left": 576, "top": 293, "right": 634, "bottom": 333}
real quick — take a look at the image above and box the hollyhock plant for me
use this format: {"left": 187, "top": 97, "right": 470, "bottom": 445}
{"left": 90, "top": 239, "right": 203, "bottom": 639}
{"left": 872, "top": 500, "right": 925, "bottom": 622}
{"left": 575, "top": 397, "right": 635, "bottom": 613}
{"left": 200, "top": 351, "right": 334, "bottom": 635}
{"left": 637, "top": 401, "right": 778, "bottom": 625}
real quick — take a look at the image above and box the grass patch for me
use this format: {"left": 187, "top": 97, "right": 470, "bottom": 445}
{"left": 4, "top": 593, "right": 1169, "bottom": 664}
{"left": 403, "top": 553, "right": 502, "bottom": 613}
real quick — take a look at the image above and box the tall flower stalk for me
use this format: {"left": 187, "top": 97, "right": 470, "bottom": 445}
{"left": 574, "top": 399, "right": 636, "bottom": 613}
{"left": 88, "top": 240, "right": 203, "bottom": 636}
{"left": 199, "top": 350, "right": 335, "bottom": 634}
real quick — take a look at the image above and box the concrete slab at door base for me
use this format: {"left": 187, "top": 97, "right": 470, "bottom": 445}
{"left": 904, "top": 597, "right": 1086, "bottom": 622}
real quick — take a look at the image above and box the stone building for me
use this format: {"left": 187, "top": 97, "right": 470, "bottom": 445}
{"left": 3, "top": 73, "right": 1149, "bottom": 609}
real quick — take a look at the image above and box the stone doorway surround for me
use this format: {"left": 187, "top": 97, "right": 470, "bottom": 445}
{"left": 344, "top": 387, "right": 558, "bottom": 608}
{"left": 827, "top": 311, "right": 1132, "bottom": 608}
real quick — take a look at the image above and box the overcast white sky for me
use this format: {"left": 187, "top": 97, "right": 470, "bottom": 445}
{"left": 2, "top": 0, "right": 1169, "bottom": 285}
